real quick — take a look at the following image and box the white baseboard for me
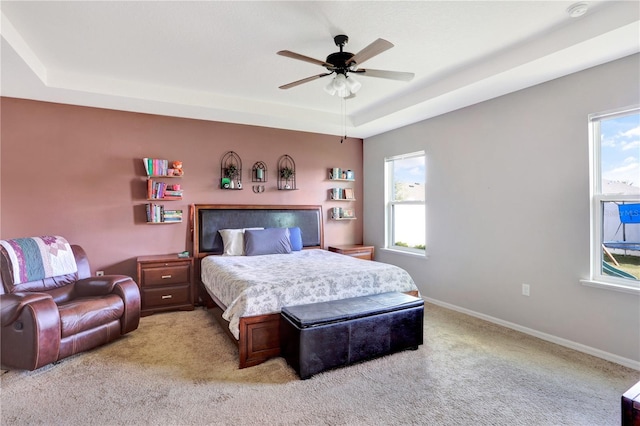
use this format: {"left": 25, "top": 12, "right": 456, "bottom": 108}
{"left": 423, "top": 296, "right": 640, "bottom": 371}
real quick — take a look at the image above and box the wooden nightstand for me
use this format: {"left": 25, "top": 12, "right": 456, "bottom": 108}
{"left": 328, "top": 244, "right": 375, "bottom": 261}
{"left": 136, "top": 254, "right": 194, "bottom": 316}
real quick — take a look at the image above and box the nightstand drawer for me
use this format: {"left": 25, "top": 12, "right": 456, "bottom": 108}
{"left": 141, "top": 263, "right": 190, "bottom": 286}
{"left": 347, "top": 251, "right": 373, "bottom": 260}
{"left": 328, "top": 245, "right": 375, "bottom": 261}
{"left": 142, "top": 285, "right": 190, "bottom": 308}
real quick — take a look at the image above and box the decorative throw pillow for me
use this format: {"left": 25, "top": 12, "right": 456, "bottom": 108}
{"left": 244, "top": 228, "right": 292, "bottom": 256}
{"left": 288, "top": 227, "right": 303, "bottom": 251}
{"left": 219, "top": 228, "right": 263, "bottom": 256}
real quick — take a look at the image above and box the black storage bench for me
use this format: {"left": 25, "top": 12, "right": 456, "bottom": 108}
{"left": 280, "top": 292, "right": 424, "bottom": 379}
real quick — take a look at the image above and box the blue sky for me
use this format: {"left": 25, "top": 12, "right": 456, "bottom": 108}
{"left": 601, "top": 112, "right": 640, "bottom": 188}
{"left": 393, "top": 155, "right": 425, "bottom": 185}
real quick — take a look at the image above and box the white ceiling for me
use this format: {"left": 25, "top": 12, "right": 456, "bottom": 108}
{"left": 1, "top": 1, "right": 638, "bottom": 139}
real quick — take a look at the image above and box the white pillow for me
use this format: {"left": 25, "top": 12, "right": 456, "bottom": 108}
{"left": 218, "top": 228, "right": 263, "bottom": 255}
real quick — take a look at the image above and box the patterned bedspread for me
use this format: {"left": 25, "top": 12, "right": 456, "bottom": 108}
{"left": 201, "top": 249, "right": 419, "bottom": 339}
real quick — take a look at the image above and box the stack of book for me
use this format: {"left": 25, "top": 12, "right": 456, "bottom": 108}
{"left": 164, "top": 185, "right": 183, "bottom": 198}
{"left": 147, "top": 181, "right": 183, "bottom": 200}
{"left": 331, "top": 188, "right": 344, "bottom": 200}
{"left": 331, "top": 207, "right": 355, "bottom": 219}
{"left": 146, "top": 204, "right": 183, "bottom": 223}
{"left": 162, "top": 210, "right": 183, "bottom": 223}
{"left": 146, "top": 203, "right": 165, "bottom": 223}
{"left": 143, "top": 158, "right": 171, "bottom": 176}
{"left": 330, "top": 188, "right": 355, "bottom": 200}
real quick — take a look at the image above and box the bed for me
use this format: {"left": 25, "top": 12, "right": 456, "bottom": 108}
{"left": 191, "top": 204, "right": 420, "bottom": 368}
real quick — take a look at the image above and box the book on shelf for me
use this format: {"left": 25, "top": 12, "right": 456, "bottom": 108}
{"left": 344, "top": 188, "right": 354, "bottom": 199}
{"left": 146, "top": 180, "right": 182, "bottom": 200}
{"left": 143, "top": 158, "right": 150, "bottom": 176}
{"left": 146, "top": 203, "right": 165, "bottom": 223}
{"left": 331, "top": 188, "right": 355, "bottom": 200}
{"left": 143, "top": 158, "right": 170, "bottom": 176}
{"left": 146, "top": 204, "right": 183, "bottom": 223}
{"left": 162, "top": 209, "right": 183, "bottom": 222}
{"left": 331, "top": 206, "right": 356, "bottom": 219}
{"left": 342, "top": 208, "right": 355, "bottom": 218}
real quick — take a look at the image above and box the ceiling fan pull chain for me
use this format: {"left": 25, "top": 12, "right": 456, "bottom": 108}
{"left": 341, "top": 98, "right": 347, "bottom": 143}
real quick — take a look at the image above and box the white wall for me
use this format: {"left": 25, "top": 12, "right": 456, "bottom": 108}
{"left": 363, "top": 54, "right": 640, "bottom": 367}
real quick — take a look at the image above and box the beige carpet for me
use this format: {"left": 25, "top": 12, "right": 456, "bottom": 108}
{"left": 1, "top": 302, "right": 638, "bottom": 425}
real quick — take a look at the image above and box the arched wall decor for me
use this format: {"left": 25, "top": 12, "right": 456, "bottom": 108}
{"left": 220, "top": 151, "right": 243, "bottom": 190}
{"left": 252, "top": 161, "right": 267, "bottom": 193}
{"left": 277, "top": 154, "right": 296, "bottom": 190}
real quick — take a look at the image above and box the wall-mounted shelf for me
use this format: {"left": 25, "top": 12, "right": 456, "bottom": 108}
{"left": 146, "top": 178, "right": 183, "bottom": 200}
{"left": 330, "top": 207, "right": 356, "bottom": 220}
{"left": 145, "top": 204, "right": 183, "bottom": 224}
{"left": 141, "top": 158, "right": 184, "bottom": 224}
{"left": 220, "top": 151, "right": 243, "bottom": 190}
{"left": 328, "top": 167, "right": 356, "bottom": 220}
{"left": 328, "top": 168, "right": 354, "bottom": 181}
{"left": 329, "top": 187, "right": 355, "bottom": 201}
{"left": 278, "top": 154, "right": 297, "bottom": 190}
{"left": 146, "top": 221, "right": 182, "bottom": 224}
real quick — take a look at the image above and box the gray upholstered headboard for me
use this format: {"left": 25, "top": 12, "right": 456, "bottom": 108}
{"left": 193, "top": 205, "right": 323, "bottom": 255}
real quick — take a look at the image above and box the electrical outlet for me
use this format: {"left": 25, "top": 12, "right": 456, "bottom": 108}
{"left": 96, "top": 270, "right": 104, "bottom": 277}
{"left": 522, "top": 283, "right": 530, "bottom": 296}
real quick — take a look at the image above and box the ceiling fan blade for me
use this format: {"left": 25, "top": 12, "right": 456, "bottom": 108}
{"left": 354, "top": 68, "right": 415, "bottom": 82}
{"left": 349, "top": 38, "right": 394, "bottom": 66}
{"left": 279, "top": 73, "right": 332, "bottom": 90}
{"left": 277, "top": 50, "right": 332, "bottom": 68}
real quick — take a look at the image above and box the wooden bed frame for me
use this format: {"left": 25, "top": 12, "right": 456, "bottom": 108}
{"left": 191, "top": 204, "right": 325, "bottom": 368}
{"left": 191, "top": 203, "right": 419, "bottom": 369}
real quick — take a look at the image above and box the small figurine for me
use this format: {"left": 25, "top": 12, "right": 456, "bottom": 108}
{"left": 172, "top": 161, "right": 184, "bottom": 176}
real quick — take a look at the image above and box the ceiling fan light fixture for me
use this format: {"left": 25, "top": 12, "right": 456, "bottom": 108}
{"left": 346, "top": 76, "right": 362, "bottom": 94}
{"left": 333, "top": 74, "right": 347, "bottom": 90}
{"left": 336, "top": 87, "right": 350, "bottom": 98}
{"left": 324, "top": 80, "right": 337, "bottom": 95}
{"left": 324, "top": 74, "right": 361, "bottom": 98}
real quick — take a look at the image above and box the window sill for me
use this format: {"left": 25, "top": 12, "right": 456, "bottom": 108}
{"left": 380, "top": 247, "right": 428, "bottom": 260}
{"left": 580, "top": 279, "right": 640, "bottom": 295}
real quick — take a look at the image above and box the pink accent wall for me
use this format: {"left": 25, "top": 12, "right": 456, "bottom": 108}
{"left": 0, "top": 97, "right": 363, "bottom": 279}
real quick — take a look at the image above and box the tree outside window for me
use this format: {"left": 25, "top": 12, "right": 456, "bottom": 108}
{"left": 385, "top": 152, "right": 426, "bottom": 253}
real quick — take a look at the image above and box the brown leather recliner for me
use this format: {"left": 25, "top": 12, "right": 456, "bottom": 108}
{"left": 0, "top": 238, "right": 140, "bottom": 370}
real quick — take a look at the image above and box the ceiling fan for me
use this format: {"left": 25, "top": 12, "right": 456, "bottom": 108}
{"left": 277, "top": 35, "right": 414, "bottom": 97}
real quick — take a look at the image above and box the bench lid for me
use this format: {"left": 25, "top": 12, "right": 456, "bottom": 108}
{"left": 280, "top": 292, "right": 423, "bottom": 328}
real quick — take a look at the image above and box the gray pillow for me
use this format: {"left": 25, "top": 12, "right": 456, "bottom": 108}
{"left": 244, "top": 228, "right": 292, "bottom": 256}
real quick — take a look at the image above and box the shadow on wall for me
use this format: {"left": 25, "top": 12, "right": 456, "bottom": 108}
{"left": 104, "top": 258, "right": 138, "bottom": 282}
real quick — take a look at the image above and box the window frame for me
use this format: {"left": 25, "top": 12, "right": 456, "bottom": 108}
{"left": 582, "top": 106, "right": 640, "bottom": 294}
{"left": 384, "top": 151, "right": 426, "bottom": 256}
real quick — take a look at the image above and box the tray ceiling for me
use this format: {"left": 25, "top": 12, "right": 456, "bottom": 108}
{"left": 1, "top": 1, "right": 638, "bottom": 138}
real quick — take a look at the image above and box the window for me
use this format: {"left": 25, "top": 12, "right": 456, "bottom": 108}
{"left": 385, "top": 151, "right": 426, "bottom": 254}
{"left": 586, "top": 106, "right": 640, "bottom": 291}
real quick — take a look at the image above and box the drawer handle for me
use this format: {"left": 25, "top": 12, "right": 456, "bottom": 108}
{"left": 161, "top": 275, "right": 172, "bottom": 279}
{"left": 161, "top": 295, "right": 173, "bottom": 299}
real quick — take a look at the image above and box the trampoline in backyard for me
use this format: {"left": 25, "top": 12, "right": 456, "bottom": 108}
{"left": 603, "top": 203, "right": 639, "bottom": 280}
